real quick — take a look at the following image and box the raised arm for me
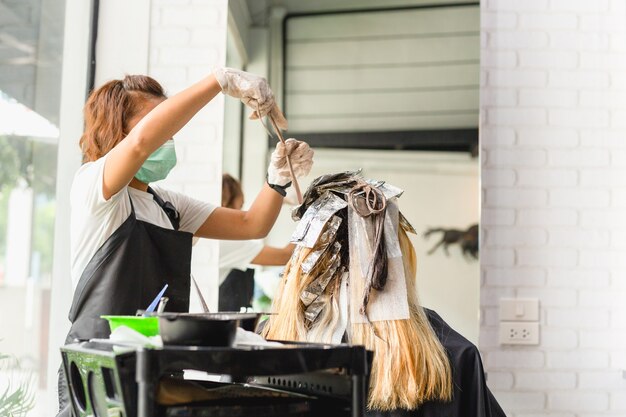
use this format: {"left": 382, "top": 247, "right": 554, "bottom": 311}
{"left": 198, "top": 184, "right": 285, "bottom": 239}
{"left": 103, "top": 75, "right": 222, "bottom": 200}
{"left": 251, "top": 244, "right": 296, "bottom": 265}
{"left": 102, "top": 68, "right": 281, "bottom": 200}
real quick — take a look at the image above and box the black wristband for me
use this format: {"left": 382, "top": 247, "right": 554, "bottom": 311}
{"left": 266, "top": 174, "right": 292, "bottom": 197}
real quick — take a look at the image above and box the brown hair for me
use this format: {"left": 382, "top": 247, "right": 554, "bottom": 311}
{"left": 222, "top": 173, "right": 243, "bottom": 208}
{"left": 80, "top": 75, "right": 166, "bottom": 162}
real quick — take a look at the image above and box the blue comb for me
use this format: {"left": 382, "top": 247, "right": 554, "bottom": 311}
{"left": 144, "top": 284, "right": 168, "bottom": 316}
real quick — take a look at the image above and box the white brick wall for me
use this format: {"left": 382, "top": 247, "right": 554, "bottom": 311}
{"left": 149, "top": 0, "right": 228, "bottom": 310}
{"left": 480, "top": 0, "right": 626, "bottom": 415}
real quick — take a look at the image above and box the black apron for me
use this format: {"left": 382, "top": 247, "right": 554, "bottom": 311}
{"left": 57, "top": 187, "right": 193, "bottom": 416}
{"left": 218, "top": 268, "right": 255, "bottom": 311}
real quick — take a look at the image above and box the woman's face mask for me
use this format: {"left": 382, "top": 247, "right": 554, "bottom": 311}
{"left": 135, "top": 139, "right": 177, "bottom": 183}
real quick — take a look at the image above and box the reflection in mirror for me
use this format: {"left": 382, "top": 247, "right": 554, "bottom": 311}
{"left": 219, "top": 2, "right": 479, "bottom": 343}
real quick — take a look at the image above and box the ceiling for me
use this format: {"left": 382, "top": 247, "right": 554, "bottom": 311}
{"left": 0, "top": 0, "right": 65, "bottom": 127}
{"left": 245, "top": 0, "right": 472, "bottom": 26}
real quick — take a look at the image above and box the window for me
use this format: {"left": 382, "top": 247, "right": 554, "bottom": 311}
{"left": 0, "top": 0, "right": 67, "bottom": 415}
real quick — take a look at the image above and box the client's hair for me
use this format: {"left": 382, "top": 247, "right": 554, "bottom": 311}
{"left": 263, "top": 227, "right": 453, "bottom": 410}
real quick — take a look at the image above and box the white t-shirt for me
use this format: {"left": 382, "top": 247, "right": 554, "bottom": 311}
{"left": 218, "top": 239, "right": 264, "bottom": 285}
{"left": 69, "top": 155, "right": 216, "bottom": 289}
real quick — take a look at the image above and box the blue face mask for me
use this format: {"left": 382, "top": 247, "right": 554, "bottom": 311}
{"left": 135, "top": 140, "right": 177, "bottom": 183}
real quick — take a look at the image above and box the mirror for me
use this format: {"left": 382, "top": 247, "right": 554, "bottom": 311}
{"left": 220, "top": 1, "right": 479, "bottom": 343}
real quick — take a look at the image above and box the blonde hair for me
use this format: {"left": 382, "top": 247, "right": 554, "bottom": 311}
{"left": 263, "top": 227, "right": 453, "bottom": 410}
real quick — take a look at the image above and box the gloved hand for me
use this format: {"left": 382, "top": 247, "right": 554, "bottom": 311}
{"left": 256, "top": 104, "right": 288, "bottom": 132}
{"left": 267, "top": 139, "right": 314, "bottom": 187}
{"left": 213, "top": 67, "right": 287, "bottom": 129}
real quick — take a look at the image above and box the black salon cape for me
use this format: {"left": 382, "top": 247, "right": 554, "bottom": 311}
{"left": 366, "top": 309, "right": 506, "bottom": 417}
{"left": 218, "top": 268, "right": 255, "bottom": 311}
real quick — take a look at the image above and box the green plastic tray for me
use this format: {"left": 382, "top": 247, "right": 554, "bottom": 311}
{"left": 101, "top": 315, "right": 159, "bottom": 337}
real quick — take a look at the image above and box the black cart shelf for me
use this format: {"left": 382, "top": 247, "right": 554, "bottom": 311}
{"left": 61, "top": 340, "right": 371, "bottom": 417}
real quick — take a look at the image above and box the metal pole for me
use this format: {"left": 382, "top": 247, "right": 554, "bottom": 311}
{"left": 351, "top": 374, "right": 366, "bottom": 417}
{"left": 135, "top": 348, "right": 154, "bottom": 417}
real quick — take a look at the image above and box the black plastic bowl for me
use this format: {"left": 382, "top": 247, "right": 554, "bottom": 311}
{"left": 159, "top": 313, "right": 260, "bottom": 347}
{"left": 218, "top": 311, "right": 265, "bottom": 332}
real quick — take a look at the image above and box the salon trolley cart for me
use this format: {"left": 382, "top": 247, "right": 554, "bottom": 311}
{"left": 61, "top": 340, "right": 371, "bottom": 417}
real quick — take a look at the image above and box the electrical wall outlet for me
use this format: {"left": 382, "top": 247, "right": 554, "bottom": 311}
{"left": 499, "top": 321, "right": 539, "bottom": 345}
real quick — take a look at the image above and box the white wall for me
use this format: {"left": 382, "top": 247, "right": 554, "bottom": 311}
{"left": 94, "top": 0, "right": 151, "bottom": 83}
{"left": 480, "top": 0, "right": 626, "bottom": 415}
{"left": 267, "top": 148, "right": 480, "bottom": 343}
{"left": 149, "top": 0, "right": 228, "bottom": 311}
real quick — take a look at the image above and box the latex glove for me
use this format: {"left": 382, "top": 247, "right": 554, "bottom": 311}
{"left": 214, "top": 67, "right": 287, "bottom": 129}
{"left": 267, "top": 139, "right": 314, "bottom": 187}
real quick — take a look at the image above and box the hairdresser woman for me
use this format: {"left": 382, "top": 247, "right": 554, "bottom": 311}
{"left": 57, "top": 69, "right": 313, "bottom": 415}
